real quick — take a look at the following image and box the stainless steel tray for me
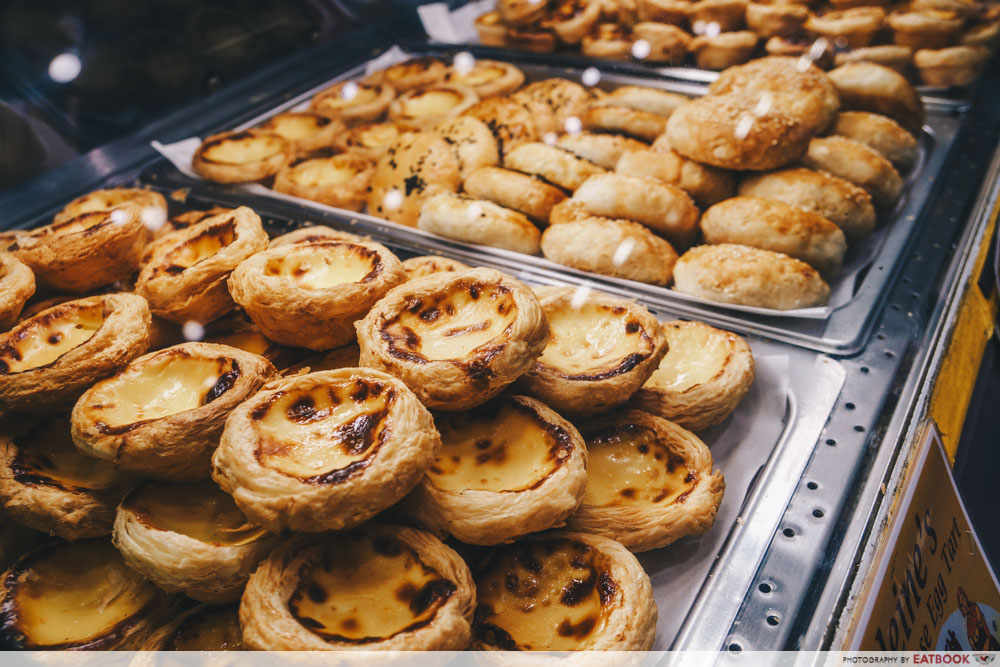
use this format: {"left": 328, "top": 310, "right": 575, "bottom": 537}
{"left": 147, "top": 44, "right": 966, "bottom": 354}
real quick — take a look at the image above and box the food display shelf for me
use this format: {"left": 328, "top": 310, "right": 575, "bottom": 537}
{"left": 146, "top": 42, "right": 967, "bottom": 355}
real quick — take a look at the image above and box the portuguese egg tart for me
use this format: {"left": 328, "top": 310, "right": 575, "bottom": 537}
{"left": 620, "top": 144, "right": 736, "bottom": 208}
{"left": 0, "top": 415, "right": 133, "bottom": 541}
{"left": 581, "top": 104, "right": 670, "bottom": 143}
{"left": 229, "top": 240, "right": 406, "bottom": 350}
{"left": 389, "top": 85, "right": 479, "bottom": 131}
{"left": 212, "top": 368, "right": 439, "bottom": 532}
{"left": 404, "top": 395, "right": 587, "bottom": 545}
{"left": 801, "top": 135, "right": 904, "bottom": 206}
{"left": 832, "top": 111, "right": 918, "bottom": 170}
{"left": 356, "top": 268, "right": 550, "bottom": 411}
{"left": 517, "top": 286, "right": 668, "bottom": 417}
{"left": 632, "top": 320, "right": 755, "bottom": 430}
{"left": 268, "top": 225, "right": 369, "bottom": 248}
{"left": 402, "top": 255, "right": 472, "bottom": 280}
{"left": 0, "top": 293, "right": 150, "bottom": 412}
{"left": 192, "top": 129, "right": 293, "bottom": 184}
{"left": 273, "top": 153, "right": 375, "bottom": 211}
{"left": 473, "top": 532, "right": 657, "bottom": 650}
{"left": 158, "top": 206, "right": 232, "bottom": 239}
{"left": 462, "top": 97, "right": 540, "bottom": 156}
{"left": 556, "top": 132, "right": 648, "bottom": 171}
{"left": 433, "top": 116, "right": 500, "bottom": 180}
{"left": 372, "top": 57, "right": 448, "bottom": 92}
{"left": 0, "top": 539, "right": 173, "bottom": 650}
{"left": 582, "top": 23, "right": 634, "bottom": 60}
{"left": 10, "top": 207, "right": 148, "bottom": 292}
{"left": 71, "top": 342, "right": 276, "bottom": 481}
{"left": 689, "top": 31, "right": 760, "bottom": 70}
{"left": 53, "top": 187, "right": 168, "bottom": 227}
{"left": 134, "top": 206, "right": 269, "bottom": 324}
{"left": 463, "top": 166, "right": 567, "bottom": 224}
{"left": 504, "top": 142, "right": 607, "bottom": 192}
{"left": 637, "top": 0, "right": 691, "bottom": 24}
{"left": 241, "top": 525, "right": 474, "bottom": 650}
{"left": 333, "top": 121, "right": 403, "bottom": 160}
{"left": 310, "top": 80, "right": 396, "bottom": 124}
{"left": 443, "top": 59, "right": 525, "bottom": 97}
{"left": 418, "top": 192, "right": 542, "bottom": 255}
{"left": 476, "top": 10, "right": 510, "bottom": 46}
{"left": 566, "top": 410, "right": 726, "bottom": 551}
{"left": 548, "top": 0, "right": 605, "bottom": 44}
{"left": 888, "top": 9, "right": 963, "bottom": 50}
{"left": 0, "top": 253, "right": 35, "bottom": 330}
{"left": 368, "top": 131, "right": 461, "bottom": 227}
{"left": 258, "top": 111, "right": 344, "bottom": 158}
{"left": 114, "top": 480, "right": 276, "bottom": 603}
{"left": 141, "top": 603, "right": 243, "bottom": 650}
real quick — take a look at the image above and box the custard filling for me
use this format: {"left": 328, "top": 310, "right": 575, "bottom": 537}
{"left": 166, "top": 606, "right": 242, "bottom": 650}
{"left": 124, "top": 480, "right": 267, "bottom": 545}
{"left": 538, "top": 303, "right": 653, "bottom": 379}
{"left": 202, "top": 133, "right": 285, "bottom": 165}
{"left": 267, "top": 114, "right": 328, "bottom": 141}
{"left": 164, "top": 220, "right": 236, "bottom": 270}
{"left": 383, "top": 283, "right": 517, "bottom": 361}
{"left": 205, "top": 329, "right": 273, "bottom": 357}
{"left": 645, "top": 323, "right": 732, "bottom": 392}
{"left": 452, "top": 65, "right": 505, "bottom": 86}
{"left": 0, "top": 302, "right": 104, "bottom": 373}
{"left": 10, "top": 541, "right": 159, "bottom": 647}
{"left": 61, "top": 190, "right": 147, "bottom": 219}
{"left": 400, "top": 90, "right": 464, "bottom": 117}
{"left": 14, "top": 417, "right": 122, "bottom": 490}
{"left": 253, "top": 379, "right": 394, "bottom": 481}
{"left": 386, "top": 60, "right": 437, "bottom": 82}
{"left": 85, "top": 355, "right": 239, "bottom": 427}
{"left": 584, "top": 424, "right": 697, "bottom": 507}
{"left": 358, "top": 124, "right": 400, "bottom": 148}
{"left": 286, "top": 159, "right": 360, "bottom": 187}
{"left": 475, "top": 540, "right": 614, "bottom": 650}
{"left": 321, "top": 85, "right": 379, "bottom": 108}
{"left": 264, "top": 245, "right": 377, "bottom": 289}
{"left": 49, "top": 211, "right": 109, "bottom": 236}
{"left": 288, "top": 534, "right": 454, "bottom": 643}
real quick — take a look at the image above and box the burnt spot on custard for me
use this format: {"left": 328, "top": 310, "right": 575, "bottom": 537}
{"left": 0, "top": 301, "right": 109, "bottom": 375}
{"left": 198, "top": 131, "right": 279, "bottom": 165}
{"left": 549, "top": 305, "right": 657, "bottom": 382}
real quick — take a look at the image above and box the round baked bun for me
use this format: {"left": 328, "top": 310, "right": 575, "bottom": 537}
{"left": 619, "top": 143, "right": 736, "bottom": 208}
{"left": 830, "top": 111, "right": 918, "bottom": 170}
{"left": 463, "top": 166, "right": 567, "bottom": 224}
{"left": 673, "top": 243, "right": 831, "bottom": 310}
{"left": 800, "top": 136, "right": 904, "bottom": 206}
{"left": 367, "top": 131, "right": 461, "bottom": 228}
{"left": 827, "top": 62, "right": 925, "bottom": 134}
{"left": 417, "top": 193, "right": 541, "bottom": 254}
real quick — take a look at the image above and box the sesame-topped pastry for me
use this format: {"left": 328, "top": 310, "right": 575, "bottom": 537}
{"left": 367, "top": 131, "right": 461, "bottom": 227}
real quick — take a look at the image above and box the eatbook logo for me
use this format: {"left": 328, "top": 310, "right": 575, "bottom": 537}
{"left": 975, "top": 655, "right": 995, "bottom": 665}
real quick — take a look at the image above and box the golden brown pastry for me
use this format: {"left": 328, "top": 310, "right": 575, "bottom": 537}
{"left": 549, "top": 0, "right": 606, "bottom": 43}
{"left": 141, "top": 604, "right": 243, "bottom": 650}
{"left": 910, "top": 0, "right": 978, "bottom": 18}
{"left": 332, "top": 121, "right": 402, "bottom": 160}
{"left": 582, "top": 105, "right": 670, "bottom": 142}
{"left": 71, "top": 342, "right": 275, "bottom": 481}
{"left": 512, "top": 78, "right": 596, "bottom": 135}
{"left": 888, "top": 9, "right": 963, "bottom": 50}
{"left": 0, "top": 539, "right": 173, "bottom": 650}
{"left": 241, "top": 526, "right": 475, "bottom": 650}
{"left": 389, "top": 85, "right": 479, "bottom": 131}
{"left": 134, "top": 206, "right": 269, "bottom": 324}
{"left": 310, "top": 80, "right": 396, "bottom": 124}
{"left": 268, "top": 224, "right": 369, "bottom": 248}
{"left": 472, "top": 532, "right": 657, "bottom": 649}
{"left": 833, "top": 45, "right": 915, "bottom": 73}
{"left": 831, "top": 111, "right": 918, "bottom": 170}
{"left": 689, "top": 31, "right": 760, "bottom": 69}
{"left": 673, "top": 243, "right": 831, "bottom": 309}
{"left": 0, "top": 415, "right": 132, "bottom": 540}
{"left": 746, "top": 1, "right": 809, "bottom": 36}
{"left": 476, "top": 10, "right": 510, "bottom": 45}
{"left": 632, "top": 21, "right": 693, "bottom": 61}
{"left": 620, "top": 143, "right": 736, "bottom": 208}
{"left": 805, "top": 7, "right": 886, "bottom": 48}
{"left": 462, "top": 96, "right": 540, "bottom": 155}
{"left": 598, "top": 85, "right": 690, "bottom": 117}
{"left": 827, "top": 62, "right": 925, "bottom": 134}
{"left": 571, "top": 172, "right": 700, "bottom": 247}
{"left": 405, "top": 395, "right": 587, "bottom": 544}
{"left": 665, "top": 93, "right": 811, "bottom": 171}
{"left": 433, "top": 116, "right": 500, "bottom": 179}
{"left": 201, "top": 311, "right": 298, "bottom": 370}
{"left": 638, "top": 0, "right": 691, "bottom": 24}
{"left": 556, "top": 131, "right": 648, "bottom": 170}
{"left": 582, "top": 23, "right": 634, "bottom": 59}
{"left": 701, "top": 196, "right": 847, "bottom": 276}
{"left": 688, "top": 0, "right": 748, "bottom": 30}
{"left": 739, "top": 167, "right": 877, "bottom": 241}
{"left": 192, "top": 129, "right": 292, "bottom": 183}
{"left": 463, "top": 166, "right": 567, "bottom": 223}
{"left": 506, "top": 25, "right": 559, "bottom": 52}
{"left": 114, "top": 480, "right": 276, "bottom": 603}
{"left": 402, "top": 255, "right": 472, "bottom": 280}
{"left": 633, "top": 320, "right": 755, "bottom": 430}
{"left": 499, "top": 0, "right": 550, "bottom": 24}
{"left": 961, "top": 20, "right": 1000, "bottom": 50}
{"left": 518, "top": 287, "right": 668, "bottom": 416}
{"left": 0, "top": 253, "right": 34, "bottom": 330}
{"left": 273, "top": 153, "right": 375, "bottom": 211}
{"left": 541, "top": 217, "right": 678, "bottom": 285}
{"left": 914, "top": 45, "right": 991, "bottom": 86}
{"left": 258, "top": 111, "right": 344, "bottom": 158}
{"left": 504, "top": 142, "right": 607, "bottom": 191}
{"left": 0, "top": 293, "right": 150, "bottom": 412}
{"left": 548, "top": 197, "right": 594, "bottom": 225}
{"left": 157, "top": 206, "right": 231, "bottom": 239}
{"left": 372, "top": 57, "right": 447, "bottom": 92}
{"left": 229, "top": 240, "right": 406, "bottom": 349}
{"left": 368, "top": 131, "right": 461, "bottom": 227}
{"left": 53, "top": 187, "right": 168, "bottom": 226}
{"left": 567, "top": 410, "right": 725, "bottom": 551}
{"left": 213, "top": 368, "right": 439, "bottom": 532}
{"left": 800, "top": 135, "right": 904, "bottom": 206}
{"left": 443, "top": 59, "right": 525, "bottom": 97}
{"left": 418, "top": 193, "right": 542, "bottom": 255}
{"left": 765, "top": 35, "right": 836, "bottom": 69}
{"left": 357, "top": 268, "right": 549, "bottom": 410}
{"left": 10, "top": 207, "right": 147, "bottom": 292}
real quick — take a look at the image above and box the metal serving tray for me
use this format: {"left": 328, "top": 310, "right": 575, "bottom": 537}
{"left": 147, "top": 43, "right": 966, "bottom": 354}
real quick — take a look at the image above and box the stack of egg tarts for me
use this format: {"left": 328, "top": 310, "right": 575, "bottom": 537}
{"left": 0, "top": 185, "right": 760, "bottom": 652}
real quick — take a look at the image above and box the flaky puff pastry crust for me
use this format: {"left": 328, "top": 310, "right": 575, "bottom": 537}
{"left": 212, "top": 368, "right": 440, "bottom": 532}
{"left": 0, "top": 254, "right": 34, "bottom": 331}
{"left": 357, "top": 268, "right": 550, "bottom": 411}
{"left": 632, "top": 320, "right": 755, "bottom": 430}
{"left": 831, "top": 111, "right": 918, "bottom": 171}
{"left": 404, "top": 395, "right": 587, "bottom": 545}
{"left": 472, "top": 532, "right": 657, "bottom": 650}
{"left": 268, "top": 225, "right": 370, "bottom": 248}
{"left": 504, "top": 142, "right": 607, "bottom": 192}
{"left": 541, "top": 217, "right": 678, "bottom": 285}
{"left": 443, "top": 59, "right": 525, "bottom": 97}
{"left": 71, "top": 342, "right": 276, "bottom": 481}
{"left": 518, "top": 286, "right": 668, "bottom": 416}
{"left": 113, "top": 480, "right": 276, "bottom": 603}
{"left": 566, "top": 411, "right": 726, "bottom": 552}
{"left": 135, "top": 206, "right": 269, "bottom": 324}
{"left": 310, "top": 80, "right": 396, "bottom": 124}
{"left": 241, "top": 526, "right": 474, "bottom": 650}
{"left": 258, "top": 111, "right": 344, "bottom": 159}
{"left": 192, "top": 129, "right": 292, "bottom": 183}
{"left": 368, "top": 131, "right": 461, "bottom": 227}
{"left": 402, "top": 255, "right": 472, "bottom": 280}
{"left": 10, "top": 207, "right": 148, "bottom": 293}
{"left": 464, "top": 166, "right": 567, "bottom": 224}
{"left": 0, "top": 415, "right": 133, "bottom": 540}
{"left": 53, "top": 187, "right": 167, "bottom": 226}
{"left": 827, "top": 62, "right": 926, "bottom": 134}
{"left": 228, "top": 240, "right": 406, "bottom": 350}
{"left": 417, "top": 193, "right": 541, "bottom": 255}
{"left": 0, "top": 293, "right": 151, "bottom": 413}
{"left": 801, "top": 136, "right": 904, "bottom": 206}
{"left": 622, "top": 143, "right": 735, "bottom": 208}
{"left": 273, "top": 153, "right": 375, "bottom": 211}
